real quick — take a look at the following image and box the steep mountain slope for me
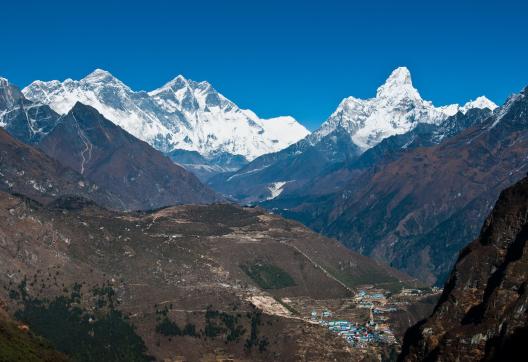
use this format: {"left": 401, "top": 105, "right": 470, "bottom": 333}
{"left": 211, "top": 67, "right": 496, "bottom": 203}
{"left": 399, "top": 176, "right": 528, "bottom": 361}
{"left": 37, "top": 102, "right": 221, "bottom": 210}
{"left": 0, "top": 127, "right": 121, "bottom": 208}
{"left": 262, "top": 106, "right": 494, "bottom": 208}
{"left": 22, "top": 70, "right": 309, "bottom": 165}
{"left": 0, "top": 190, "right": 410, "bottom": 361}
{"left": 209, "top": 125, "right": 362, "bottom": 202}
{"left": 283, "top": 87, "right": 527, "bottom": 285}
{"left": 0, "top": 77, "right": 61, "bottom": 144}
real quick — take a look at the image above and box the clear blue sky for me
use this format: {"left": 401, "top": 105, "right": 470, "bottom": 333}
{"left": 2, "top": 0, "right": 527, "bottom": 130}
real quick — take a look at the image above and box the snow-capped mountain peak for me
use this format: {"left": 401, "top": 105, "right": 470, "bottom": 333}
{"left": 149, "top": 74, "right": 238, "bottom": 114}
{"left": 147, "top": 75, "right": 309, "bottom": 159}
{"left": 150, "top": 74, "right": 189, "bottom": 94}
{"left": 460, "top": 96, "right": 497, "bottom": 113}
{"left": 82, "top": 69, "right": 133, "bottom": 93}
{"left": 85, "top": 68, "right": 115, "bottom": 80}
{"left": 22, "top": 70, "right": 309, "bottom": 161}
{"left": 439, "top": 96, "right": 498, "bottom": 117}
{"left": 310, "top": 67, "right": 496, "bottom": 151}
{"left": 376, "top": 66, "right": 420, "bottom": 100}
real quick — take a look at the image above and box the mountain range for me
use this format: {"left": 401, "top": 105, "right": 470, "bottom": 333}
{"left": 1, "top": 65, "right": 527, "bottom": 361}
{"left": 206, "top": 68, "right": 528, "bottom": 289}
{"left": 22, "top": 69, "right": 309, "bottom": 179}
{"left": 310, "top": 67, "right": 496, "bottom": 151}
{"left": 0, "top": 69, "right": 424, "bottom": 360}
{"left": 249, "top": 88, "right": 527, "bottom": 287}
{"left": 0, "top": 78, "right": 221, "bottom": 210}
{"left": 3, "top": 67, "right": 512, "bottom": 284}
{"left": 210, "top": 67, "right": 497, "bottom": 203}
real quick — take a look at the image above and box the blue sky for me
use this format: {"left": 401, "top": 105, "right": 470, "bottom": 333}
{"left": 2, "top": 0, "right": 527, "bottom": 130}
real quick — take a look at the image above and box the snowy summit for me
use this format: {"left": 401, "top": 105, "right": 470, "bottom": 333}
{"left": 22, "top": 70, "right": 310, "bottom": 161}
{"left": 310, "top": 67, "right": 497, "bottom": 150}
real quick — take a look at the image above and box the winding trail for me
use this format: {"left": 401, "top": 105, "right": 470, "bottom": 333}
{"left": 72, "top": 113, "right": 92, "bottom": 174}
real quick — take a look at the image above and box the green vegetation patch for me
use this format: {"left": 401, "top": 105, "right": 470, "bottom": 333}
{"left": 244, "top": 309, "right": 269, "bottom": 353}
{"left": 204, "top": 306, "right": 245, "bottom": 342}
{"left": 153, "top": 305, "right": 269, "bottom": 353}
{"left": 155, "top": 306, "right": 197, "bottom": 337}
{"left": 8, "top": 279, "right": 152, "bottom": 362}
{"left": 0, "top": 313, "right": 68, "bottom": 362}
{"left": 240, "top": 262, "right": 295, "bottom": 290}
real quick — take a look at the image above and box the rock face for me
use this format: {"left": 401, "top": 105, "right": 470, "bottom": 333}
{"left": 399, "top": 176, "right": 528, "bottom": 362}
{"left": 22, "top": 70, "right": 309, "bottom": 165}
{"left": 0, "top": 77, "right": 61, "bottom": 144}
{"left": 37, "top": 102, "right": 221, "bottom": 210}
{"left": 0, "top": 127, "right": 121, "bottom": 208}
{"left": 211, "top": 67, "right": 496, "bottom": 203}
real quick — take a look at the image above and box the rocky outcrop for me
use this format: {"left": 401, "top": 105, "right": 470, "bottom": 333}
{"left": 399, "top": 176, "right": 528, "bottom": 361}
{"left": 0, "top": 77, "right": 61, "bottom": 145}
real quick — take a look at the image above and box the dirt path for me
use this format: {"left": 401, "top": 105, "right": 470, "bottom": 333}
{"left": 282, "top": 241, "right": 355, "bottom": 295}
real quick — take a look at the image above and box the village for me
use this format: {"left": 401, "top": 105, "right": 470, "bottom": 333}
{"left": 284, "top": 285, "right": 442, "bottom": 351}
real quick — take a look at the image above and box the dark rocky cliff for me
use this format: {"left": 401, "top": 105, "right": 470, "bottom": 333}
{"left": 399, "top": 176, "right": 528, "bottom": 361}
